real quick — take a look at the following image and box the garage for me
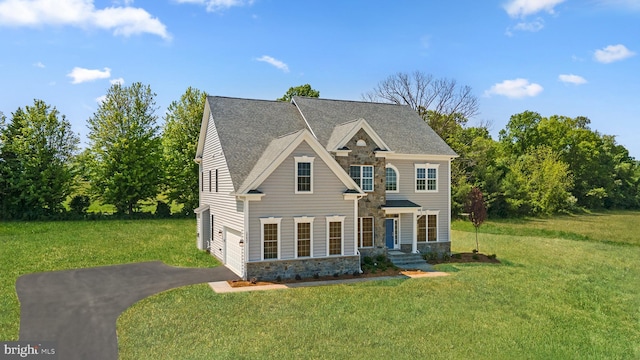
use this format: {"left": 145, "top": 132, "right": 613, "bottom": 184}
{"left": 224, "top": 228, "right": 244, "bottom": 278}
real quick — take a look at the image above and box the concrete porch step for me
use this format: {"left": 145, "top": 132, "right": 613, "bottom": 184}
{"left": 387, "top": 251, "right": 434, "bottom": 271}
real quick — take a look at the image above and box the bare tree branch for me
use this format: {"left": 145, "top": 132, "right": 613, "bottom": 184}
{"left": 362, "top": 71, "right": 480, "bottom": 120}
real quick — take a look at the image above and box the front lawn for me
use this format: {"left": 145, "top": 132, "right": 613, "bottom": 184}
{"left": 118, "top": 212, "right": 640, "bottom": 359}
{"left": 0, "top": 219, "right": 219, "bottom": 340}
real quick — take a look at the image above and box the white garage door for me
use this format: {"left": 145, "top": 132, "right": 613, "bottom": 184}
{"left": 225, "top": 228, "right": 244, "bottom": 277}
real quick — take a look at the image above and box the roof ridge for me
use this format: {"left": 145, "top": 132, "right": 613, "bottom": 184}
{"left": 208, "top": 95, "right": 284, "bottom": 103}
{"left": 293, "top": 96, "right": 412, "bottom": 107}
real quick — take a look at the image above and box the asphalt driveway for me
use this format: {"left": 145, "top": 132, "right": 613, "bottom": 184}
{"left": 16, "top": 261, "right": 239, "bottom": 360}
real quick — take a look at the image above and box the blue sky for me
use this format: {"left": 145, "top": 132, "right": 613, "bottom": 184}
{"left": 1, "top": 0, "right": 638, "bottom": 157}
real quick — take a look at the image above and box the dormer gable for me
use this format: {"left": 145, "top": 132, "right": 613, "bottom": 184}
{"left": 235, "top": 129, "right": 364, "bottom": 198}
{"left": 325, "top": 118, "right": 392, "bottom": 154}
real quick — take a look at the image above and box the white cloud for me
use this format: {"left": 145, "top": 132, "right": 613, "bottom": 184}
{"left": 67, "top": 66, "right": 111, "bottom": 84}
{"left": 174, "top": 0, "right": 252, "bottom": 12}
{"left": 514, "top": 18, "right": 545, "bottom": 31}
{"left": 0, "top": 0, "right": 170, "bottom": 39}
{"left": 110, "top": 77, "right": 124, "bottom": 85}
{"left": 559, "top": 74, "right": 587, "bottom": 85}
{"left": 594, "top": 44, "right": 636, "bottom": 63}
{"left": 95, "top": 95, "right": 107, "bottom": 103}
{"left": 256, "top": 55, "right": 289, "bottom": 72}
{"left": 33, "top": 61, "right": 45, "bottom": 68}
{"left": 485, "top": 78, "right": 543, "bottom": 98}
{"left": 503, "top": 0, "right": 566, "bottom": 18}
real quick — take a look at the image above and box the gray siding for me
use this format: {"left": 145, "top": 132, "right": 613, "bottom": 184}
{"left": 200, "top": 113, "right": 245, "bottom": 261}
{"left": 398, "top": 213, "right": 413, "bottom": 245}
{"left": 385, "top": 159, "right": 451, "bottom": 242}
{"left": 248, "top": 141, "right": 355, "bottom": 261}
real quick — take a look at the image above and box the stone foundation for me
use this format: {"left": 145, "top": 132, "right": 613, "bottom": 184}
{"left": 400, "top": 242, "right": 450, "bottom": 255}
{"left": 358, "top": 247, "right": 386, "bottom": 259}
{"left": 246, "top": 255, "right": 361, "bottom": 281}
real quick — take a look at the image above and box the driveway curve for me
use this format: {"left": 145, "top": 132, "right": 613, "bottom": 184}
{"left": 16, "top": 261, "right": 239, "bottom": 360}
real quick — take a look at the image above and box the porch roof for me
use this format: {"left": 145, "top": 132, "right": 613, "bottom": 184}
{"left": 382, "top": 200, "right": 422, "bottom": 213}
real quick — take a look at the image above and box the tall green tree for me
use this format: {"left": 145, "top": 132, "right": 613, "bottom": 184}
{"left": 0, "top": 100, "right": 79, "bottom": 219}
{"left": 500, "top": 112, "right": 639, "bottom": 209}
{"left": 162, "top": 87, "right": 207, "bottom": 214}
{"left": 86, "top": 82, "right": 162, "bottom": 215}
{"left": 502, "top": 146, "right": 574, "bottom": 216}
{"left": 277, "top": 84, "right": 319, "bottom": 102}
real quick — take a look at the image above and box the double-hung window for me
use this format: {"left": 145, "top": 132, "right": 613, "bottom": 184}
{"left": 415, "top": 163, "right": 439, "bottom": 192}
{"left": 417, "top": 211, "right": 438, "bottom": 242}
{"left": 326, "top": 216, "right": 345, "bottom": 255}
{"left": 294, "top": 217, "right": 314, "bottom": 258}
{"left": 350, "top": 165, "right": 374, "bottom": 192}
{"left": 295, "top": 156, "right": 314, "bottom": 193}
{"left": 260, "top": 217, "right": 282, "bottom": 260}
{"left": 358, "top": 217, "right": 374, "bottom": 248}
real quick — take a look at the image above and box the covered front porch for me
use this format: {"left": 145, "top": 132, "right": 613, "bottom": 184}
{"left": 381, "top": 200, "right": 450, "bottom": 255}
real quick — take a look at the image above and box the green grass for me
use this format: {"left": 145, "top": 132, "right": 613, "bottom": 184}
{"left": 0, "top": 219, "right": 219, "bottom": 340}
{"left": 2, "top": 213, "right": 640, "bottom": 359}
{"left": 118, "top": 212, "right": 640, "bottom": 359}
{"left": 453, "top": 210, "right": 640, "bottom": 247}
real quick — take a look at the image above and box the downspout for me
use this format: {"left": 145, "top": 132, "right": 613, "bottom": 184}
{"left": 243, "top": 198, "right": 249, "bottom": 280}
{"left": 448, "top": 158, "right": 452, "bottom": 246}
{"left": 412, "top": 211, "right": 418, "bottom": 254}
{"left": 354, "top": 197, "right": 363, "bottom": 274}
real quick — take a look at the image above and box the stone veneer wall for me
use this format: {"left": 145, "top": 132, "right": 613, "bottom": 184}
{"left": 333, "top": 128, "right": 386, "bottom": 258}
{"left": 246, "top": 256, "right": 361, "bottom": 281}
{"left": 401, "top": 242, "right": 451, "bottom": 255}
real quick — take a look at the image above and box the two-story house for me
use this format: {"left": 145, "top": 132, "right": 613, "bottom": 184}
{"left": 194, "top": 96, "right": 457, "bottom": 280}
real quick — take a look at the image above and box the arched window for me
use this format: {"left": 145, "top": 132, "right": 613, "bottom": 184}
{"left": 385, "top": 164, "right": 399, "bottom": 192}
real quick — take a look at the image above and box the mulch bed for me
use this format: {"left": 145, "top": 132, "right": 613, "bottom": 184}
{"left": 228, "top": 253, "right": 499, "bottom": 288}
{"left": 228, "top": 268, "right": 405, "bottom": 288}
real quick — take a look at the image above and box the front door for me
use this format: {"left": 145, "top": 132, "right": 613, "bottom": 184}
{"left": 385, "top": 218, "right": 397, "bottom": 249}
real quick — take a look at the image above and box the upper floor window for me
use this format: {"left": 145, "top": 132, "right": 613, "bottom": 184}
{"left": 385, "top": 164, "right": 399, "bottom": 192}
{"left": 295, "top": 156, "right": 314, "bottom": 194}
{"left": 350, "top": 165, "right": 374, "bottom": 192}
{"left": 415, "top": 163, "right": 439, "bottom": 192}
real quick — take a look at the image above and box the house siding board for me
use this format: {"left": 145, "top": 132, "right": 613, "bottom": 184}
{"left": 200, "top": 113, "right": 245, "bottom": 262}
{"left": 248, "top": 141, "right": 355, "bottom": 261}
{"left": 385, "top": 159, "right": 451, "bottom": 242}
{"left": 399, "top": 213, "right": 413, "bottom": 245}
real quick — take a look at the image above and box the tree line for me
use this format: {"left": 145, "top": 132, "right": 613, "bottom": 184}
{"left": 1, "top": 76, "right": 638, "bottom": 220}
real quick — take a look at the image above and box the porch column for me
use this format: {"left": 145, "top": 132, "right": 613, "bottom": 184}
{"left": 412, "top": 211, "right": 418, "bottom": 253}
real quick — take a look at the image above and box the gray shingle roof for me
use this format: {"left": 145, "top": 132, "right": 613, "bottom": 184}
{"left": 292, "top": 96, "right": 457, "bottom": 156}
{"left": 207, "top": 97, "right": 307, "bottom": 191}
{"left": 383, "top": 200, "right": 422, "bottom": 208}
{"left": 205, "top": 96, "right": 457, "bottom": 192}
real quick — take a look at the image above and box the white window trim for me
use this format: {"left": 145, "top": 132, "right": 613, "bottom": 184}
{"left": 294, "top": 156, "right": 315, "bottom": 194}
{"left": 350, "top": 165, "right": 374, "bottom": 192}
{"left": 418, "top": 210, "right": 440, "bottom": 242}
{"left": 260, "top": 217, "right": 282, "bottom": 260}
{"left": 385, "top": 163, "right": 399, "bottom": 193}
{"left": 294, "top": 216, "right": 315, "bottom": 258}
{"left": 326, "top": 215, "right": 346, "bottom": 256}
{"left": 415, "top": 163, "right": 440, "bottom": 193}
{"left": 358, "top": 217, "right": 375, "bottom": 248}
